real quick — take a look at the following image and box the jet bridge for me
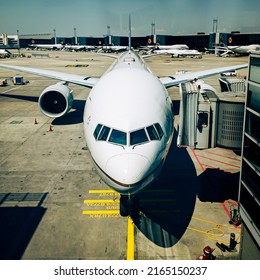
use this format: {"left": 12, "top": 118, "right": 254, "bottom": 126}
{"left": 219, "top": 77, "right": 246, "bottom": 92}
{"left": 177, "top": 80, "right": 246, "bottom": 150}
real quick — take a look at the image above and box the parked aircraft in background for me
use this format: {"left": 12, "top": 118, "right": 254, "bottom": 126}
{"left": 28, "top": 43, "right": 64, "bottom": 50}
{"left": 146, "top": 44, "right": 189, "bottom": 50}
{"left": 63, "top": 45, "right": 86, "bottom": 52}
{"left": 153, "top": 48, "right": 202, "bottom": 58}
{"left": 0, "top": 49, "right": 12, "bottom": 58}
{"left": 97, "top": 45, "right": 128, "bottom": 53}
{"left": 0, "top": 22, "right": 248, "bottom": 216}
{"left": 215, "top": 44, "right": 260, "bottom": 57}
{"left": 141, "top": 44, "right": 201, "bottom": 58}
{"left": 63, "top": 45, "right": 97, "bottom": 52}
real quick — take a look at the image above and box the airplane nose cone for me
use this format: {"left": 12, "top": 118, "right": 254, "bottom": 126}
{"left": 106, "top": 154, "right": 150, "bottom": 185}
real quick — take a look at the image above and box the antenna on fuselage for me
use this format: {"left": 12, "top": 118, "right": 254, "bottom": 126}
{"left": 128, "top": 15, "right": 131, "bottom": 51}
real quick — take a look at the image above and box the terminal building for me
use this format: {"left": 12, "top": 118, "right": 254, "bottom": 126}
{"left": 1, "top": 32, "right": 260, "bottom": 51}
{"left": 0, "top": 34, "right": 18, "bottom": 48}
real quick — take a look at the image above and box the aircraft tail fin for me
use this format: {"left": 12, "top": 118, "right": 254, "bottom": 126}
{"left": 128, "top": 15, "right": 131, "bottom": 51}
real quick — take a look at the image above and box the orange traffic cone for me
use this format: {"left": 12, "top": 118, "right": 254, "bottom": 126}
{"left": 48, "top": 125, "right": 54, "bottom": 132}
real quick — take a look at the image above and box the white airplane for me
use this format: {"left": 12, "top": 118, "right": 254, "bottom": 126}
{"left": 28, "top": 43, "right": 64, "bottom": 50}
{"left": 142, "top": 44, "right": 201, "bottom": 58}
{"left": 215, "top": 44, "right": 260, "bottom": 57}
{"left": 63, "top": 45, "right": 97, "bottom": 52}
{"left": 153, "top": 48, "right": 202, "bottom": 58}
{"left": 0, "top": 30, "right": 247, "bottom": 216}
{"left": 146, "top": 44, "right": 189, "bottom": 50}
{"left": 0, "top": 49, "right": 12, "bottom": 58}
{"left": 97, "top": 45, "right": 128, "bottom": 53}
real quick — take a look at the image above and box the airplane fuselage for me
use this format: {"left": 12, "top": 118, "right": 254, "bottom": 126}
{"left": 29, "top": 44, "right": 63, "bottom": 50}
{"left": 83, "top": 50, "right": 174, "bottom": 195}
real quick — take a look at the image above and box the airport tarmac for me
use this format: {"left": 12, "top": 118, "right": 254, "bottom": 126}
{"left": 0, "top": 50, "right": 248, "bottom": 260}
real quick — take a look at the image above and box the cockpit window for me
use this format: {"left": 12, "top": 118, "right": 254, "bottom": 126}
{"left": 154, "top": 123, "right": 164, "bottom": 139}
{"left": 146, "top": 125, "right": 160, "bottom": 141}
{"left": 94, "top": 123, "right": 163, "bottom": 146}
{"left": 130, "top": 128, "right": 148, "bottom": 146}
{"left": 93, "top": 124, "right": 102, "bottom": 139}
{"left": 98, "top": 125, "right": 110, "bottom": 141}
{"left": 109, "top": 129, "right": 127, "bottom": 145}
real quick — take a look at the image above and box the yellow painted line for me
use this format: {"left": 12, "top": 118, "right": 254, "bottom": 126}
{"left": 82, "top": 210, "right": 119, "bottom": 215}
{"left": 88, "top": 190, "right": 117, "bottom": 194}
{"left": 187, "top": 226, "right": 228, "bottom": 244}
{"left": 192, "top": 216, "right": 240, "bottom": 230}
{"left": 188, "top": 216, "right": 241, "bottom": 244}
{"left": 127, "top": 216, "right": 135, "bottom": 260}
{"left": 192, "top": 216, "right": 222, "bottom": 225}
{"left": 187, "top": 226, "right": 224, "bottom": 236}
{"left": 84, "top": 199, "right": 119, "bottom": 204}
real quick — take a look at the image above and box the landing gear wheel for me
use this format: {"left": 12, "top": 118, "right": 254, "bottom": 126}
{"left": 120, "top": 195, "right": 139, "bottom": 217}
{"left": 120, "top": 195, "right": 129, "bottom": 217}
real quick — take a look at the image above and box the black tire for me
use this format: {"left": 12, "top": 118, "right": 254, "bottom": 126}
{"left": 120, "top": 195, "right": 129, "bottom": 217}
{"left": 130, "top": 196, "right": 140, "bottom": 218}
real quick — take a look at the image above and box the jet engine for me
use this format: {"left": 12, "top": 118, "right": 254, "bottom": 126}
{"left": 38, "top": 82, "right": 73, "bottom": 118}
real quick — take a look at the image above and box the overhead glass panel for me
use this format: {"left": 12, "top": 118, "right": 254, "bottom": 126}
{"left": 146, "top": 125, "right": 159, "bottom": 140}
{"left": 130, "top": 129, "right": 148, "bottom": 146}
{"left": 98, "top": 125, "right": 110, "bottom": 141}
{"left": 109, "top": 129, "right": 127, "bottom": 145}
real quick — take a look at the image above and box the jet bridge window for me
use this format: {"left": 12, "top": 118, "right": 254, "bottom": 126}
{"left": 130, "top": 128, "right": 149, "bottom": 146}
{"left": 109, "top": 129, "right": 127, "bottom": 146}
{"left": 197, "top": 112, "right": 209, "bottom": 132}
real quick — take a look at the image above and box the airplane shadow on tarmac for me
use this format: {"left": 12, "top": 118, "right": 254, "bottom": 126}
{"left": 131, "top": 129, "right": 239, "bottom": 248}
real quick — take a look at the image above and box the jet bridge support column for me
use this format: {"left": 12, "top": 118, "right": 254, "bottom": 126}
{"left": 177, "top": 82, "right": 199, "bottom": 148}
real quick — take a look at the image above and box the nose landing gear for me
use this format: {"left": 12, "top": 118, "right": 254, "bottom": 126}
{"left": 120, "top": 195, "right": 139, "bottom": 217}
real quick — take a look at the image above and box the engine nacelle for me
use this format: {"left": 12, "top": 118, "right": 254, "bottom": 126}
{"left": 39, "top": 82, "right": 73, "bottom": 118}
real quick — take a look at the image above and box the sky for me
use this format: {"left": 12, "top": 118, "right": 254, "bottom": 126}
{"left": 0, "top": 0, "right": 259, "bottom": 37}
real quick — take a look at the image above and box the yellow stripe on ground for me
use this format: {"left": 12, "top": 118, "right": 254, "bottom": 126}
{"left": 192, "top": 216, "right": 240, "bottom": 230}
{"left": 82, "top": 210, "right": 119, "bottom": 215}
{"left": 88, "top": 190, "right": 117, "bottom": 194}
{"left": 127, "top": 216, "right": 135, "bottom": 260}
{"left": 187, "top": 226, "right": 228, "bottom": 244}
{"left": 84, "top": 199, "right": 119, "bottom": 204}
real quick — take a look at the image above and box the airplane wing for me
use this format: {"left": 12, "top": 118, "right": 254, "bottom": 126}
{"left": 0, "top": 62, "right": 248, "bottom": 89}
{"left": 0, "top": 64, "right": 98, "bottom": 88}
{"left": 97, "top": 53, "right": 118, "bottom": 59}
{"left": 159, "top": 64, "right": 248, "bottom": 88}
{"left": 142, "top": 53, "right": 162, "bottom": 59}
